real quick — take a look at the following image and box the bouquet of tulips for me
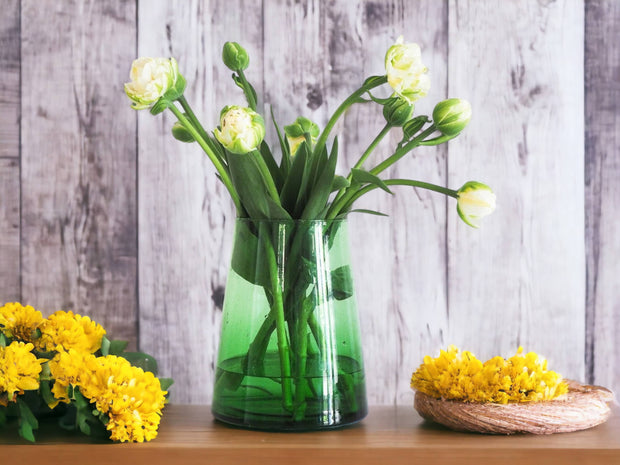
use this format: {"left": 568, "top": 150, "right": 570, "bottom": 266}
{"left": 124, "top": 38, "right": 495, "bottom": 424}
{"left": 125, "top": 37, "right": 495, "bottom": 225}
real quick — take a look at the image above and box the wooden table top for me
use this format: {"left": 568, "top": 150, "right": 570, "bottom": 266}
{"left": 1, "top": 405, "right": 619, "bottom": 464}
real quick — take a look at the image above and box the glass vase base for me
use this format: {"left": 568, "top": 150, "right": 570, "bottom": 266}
{"left": 212, "top": 353, "right": 368, "bottom": 431}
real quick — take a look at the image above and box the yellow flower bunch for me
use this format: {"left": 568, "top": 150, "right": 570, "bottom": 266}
{"left": 50, "top": 350, "right": 167, "bottom": 442}
{"left": 0, "top": 342, "right": 44, "bottom": 406}
{"left": 411, "top": 345, "right": 568, "bottom": 404}
{"left": 39, "top": 310, "right": 106, "bottom": 353}
{"left": 0, "top": 302, "right": 170, "bottom": 443}
{"left": 0, "top": 303, "right": 106, "bottom": 353}
{"left": 0, "top": 302, "right": 44, "bottom": 344}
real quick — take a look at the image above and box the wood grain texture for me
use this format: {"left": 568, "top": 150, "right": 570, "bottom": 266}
{"left": 0, "top": 0, "right": 20, "bottom": 303}
{"left": 1, "top": 406, "right": 619, "bottom": 465}
{"left": 0, "top": 0, "right": 617, "bottom": 404}
{"left": 0, "top": 0, "right": 20, "bottom": 159}
{"left": 137, "top": 0, "right": 263, "bottom": 403}
{"left": 585, "top": 0, "right": 620, "bottom": 394}
{"left": 0, "top": 159, "right": 20, "bottom": 302}
{"left": 20, "top": 1, "right": 138, "bottom": 344}
{"left": 446, "top": 0, "right": 586, "bottom": 381}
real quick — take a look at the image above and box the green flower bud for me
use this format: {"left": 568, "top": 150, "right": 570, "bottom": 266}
{"left": 214, "top": 105, "right": 265, "bottom": 154}
{"left": 382, "top": 96, "right": 414, "bottom": 127}
{"left": 456, "top": 181, "right": 496, "bottom": 228}
{"left": 124, "top": 57, "right": 181, "bottom": 110}
{"left": 171, "top": 119, "right": 194, "bottom": 143}
{"left": 432, "top": 98, "right": 472, "bottom": 136}
{"left": 222, "top": 42, "right": 249, "bottom": 71}
{"left": 284, "top": 117, "right": 320, "bottom": 155}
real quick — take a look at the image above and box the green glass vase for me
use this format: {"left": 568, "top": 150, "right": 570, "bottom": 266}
{"left": 212, "top": 219, "right": 367, "bottom": 430}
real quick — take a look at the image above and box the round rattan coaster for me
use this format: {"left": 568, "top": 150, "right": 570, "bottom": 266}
{"left": 414, "top": 380, "right": 614, "bottom": 434}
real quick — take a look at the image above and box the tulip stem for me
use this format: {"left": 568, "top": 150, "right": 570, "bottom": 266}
{"left": 331, "top": 123, "right": 392, "bottom": 209}
{"left": 237, "top": 69, "right": 257, "bottom": 111}
{"left": 314, "top": 76, "right": 388, "bottom": 155}
{"left": 168, "top": 104, "right": 243, "bottom": 213}
{"left": 369, "top": 124, "right": 437, "bottom": 176}
{"left": 326, "top": 124, "right": 437, "bottom": 219}
{"left": 177, "top": 96, "right": 227, "bottom": 167}
{"left": 353, "top": 123, "right": 393, "bottom": 171}
{"left": 341, "top": 178, "right": 457, "bottom": 213}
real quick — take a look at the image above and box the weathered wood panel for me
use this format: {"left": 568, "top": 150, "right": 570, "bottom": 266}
{"left": 0, "top": 159, "right": 20, "bottom": 303}
{"left": 0, "top": 0, "right": 20, "bottom": 303}
{"left": 447, "top": 0, "right": 585, "bottom": 380}
{"left": 0, "top": 0, "right": 20, "bottom": 159}
{"left": 20, "top": 1, "right": 138, "bottom": 344}
{"left": 138, "top": 0, "right": 263, "bottom": 403}
{"left": 0, "top": 0, "right": 615, "bottom": 404}
{"left": 585, "top": 0, "right": 620, "bottom": 393}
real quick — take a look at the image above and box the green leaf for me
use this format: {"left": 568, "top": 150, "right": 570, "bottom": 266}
{"left": 149, "top": 98, "right": 170, "bottom": 115}
{"left": 120, "top": 352, "right": 159, "bottom": 375}
{"left": 348, "top": 208, "right": 389, "bottom": 217}
{"left": 172, "top": 120, "right": 195, "bottom": 143}
{"left": 230, "top": 221, "right": 271, "bottom": 288}
{"left": 331, "top": 175, "right": 350, "bottom": 193}
{"left": 228, "top": 151, "right": 289, "bottom": 220}
{"left": 271, "top": 107, "right": 291, "bottom": 176}
{"left": 0, "top": 333, "right": 6, "bottom": 347}
{"left": 109, "top": 339, "right": 129, "bottom": 355}
{"left": 351, "top": 168, "right": 393, "bottom": 194}
{"left": 73, "top": 389, "right": 108, "bottom": 439}
{"left": 259, "top": 141, "right": 284, "bottom": 190}
{"left": 17, "top": 398, "right": 38, "bottom": 443}
{"left": 292, "top": 142, "right": 314, "bottom": 217}
{"left": 302, "top": 137, "right": 339, "bottom": 219}
{"left": 101, "top": 336, "right": 128, "bottom": 357}
{"left": 363, "top": 75, "right": 387, "bottom": 87}
{"left": 100, "top": 336, "right": 129, "bottom": 356}
{"left": 402, "top": 115, "right": 431, "bottom": 140}
{"left": 331, "top": 266, "right": 354, "bottom": 300}
{"left": 159, "top": 378, "right": 175, "bottom": 391}
{"left": 308, "top": 143, "right": 328, "bottom": 189}
{"left": 39, "top": 380, "right": 56, "bottom": 408}
{"left": 419, "top": 133, "right": 457, "bottom": 146}
{"left": 279, "top": 141, "right": 309, "bottom": 215}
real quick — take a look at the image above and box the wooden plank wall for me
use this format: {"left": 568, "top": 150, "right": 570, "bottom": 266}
{"left": 0, "top": 0, "right": 617, "bottom": 404}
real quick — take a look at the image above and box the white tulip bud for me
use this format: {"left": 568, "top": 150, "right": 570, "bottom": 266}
{"left": 457, "top": 181, "right": 496, "bottom": 228}
{"left": 214, "top": 106, "right": 265, "bottom": 154}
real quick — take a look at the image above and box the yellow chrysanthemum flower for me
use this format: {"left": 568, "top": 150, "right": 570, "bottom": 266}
{"left": 0, "top": 302, "right": 44, "bottom": 343}
{"left": 85, "top": 355, "right": 167, "bottom": 442}
{"left": 49, "top": 350, "right": 167, "bottom": 442}
{"left": 411, "top": 345, "right": 569, "bottom": 404}
{"left": 39, "top": 310, "right": 106, "bottom": 354}
{"left": 47, "top": 349, "right": 91, "bottom": 407}
{"left": 0, "top": 341, "right": 43, "bottom": 406}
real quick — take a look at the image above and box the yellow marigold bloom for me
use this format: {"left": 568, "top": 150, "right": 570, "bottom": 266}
{"left": 0, "top": 341, "right": 43, "bottom": 406}
{"left": 49, "top": 350, "right": 167, "bottom": 442}
{"left": 411, "top": 345, "right": 569, "bottom": 404}
{"left": 48, "top": 349, "right": 92, "bottom": 408}
{"left": 39, "top": 310, "right": 106, "bottom": 353}
{"left": 84, "top": 355, "right": 166, "bottom": 443}
{"left": 0, "top": 302, "right": 44, "bottom": 343}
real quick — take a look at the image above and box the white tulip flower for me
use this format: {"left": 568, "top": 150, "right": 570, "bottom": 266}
{"left": 385, "top": 37, "right": 430, "bottom": 104}
{"left": 124, "top": 57, "right": 179, "bottom": 110}
{"left": 214, "top": 106, "right": 265, "bottom": 154}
